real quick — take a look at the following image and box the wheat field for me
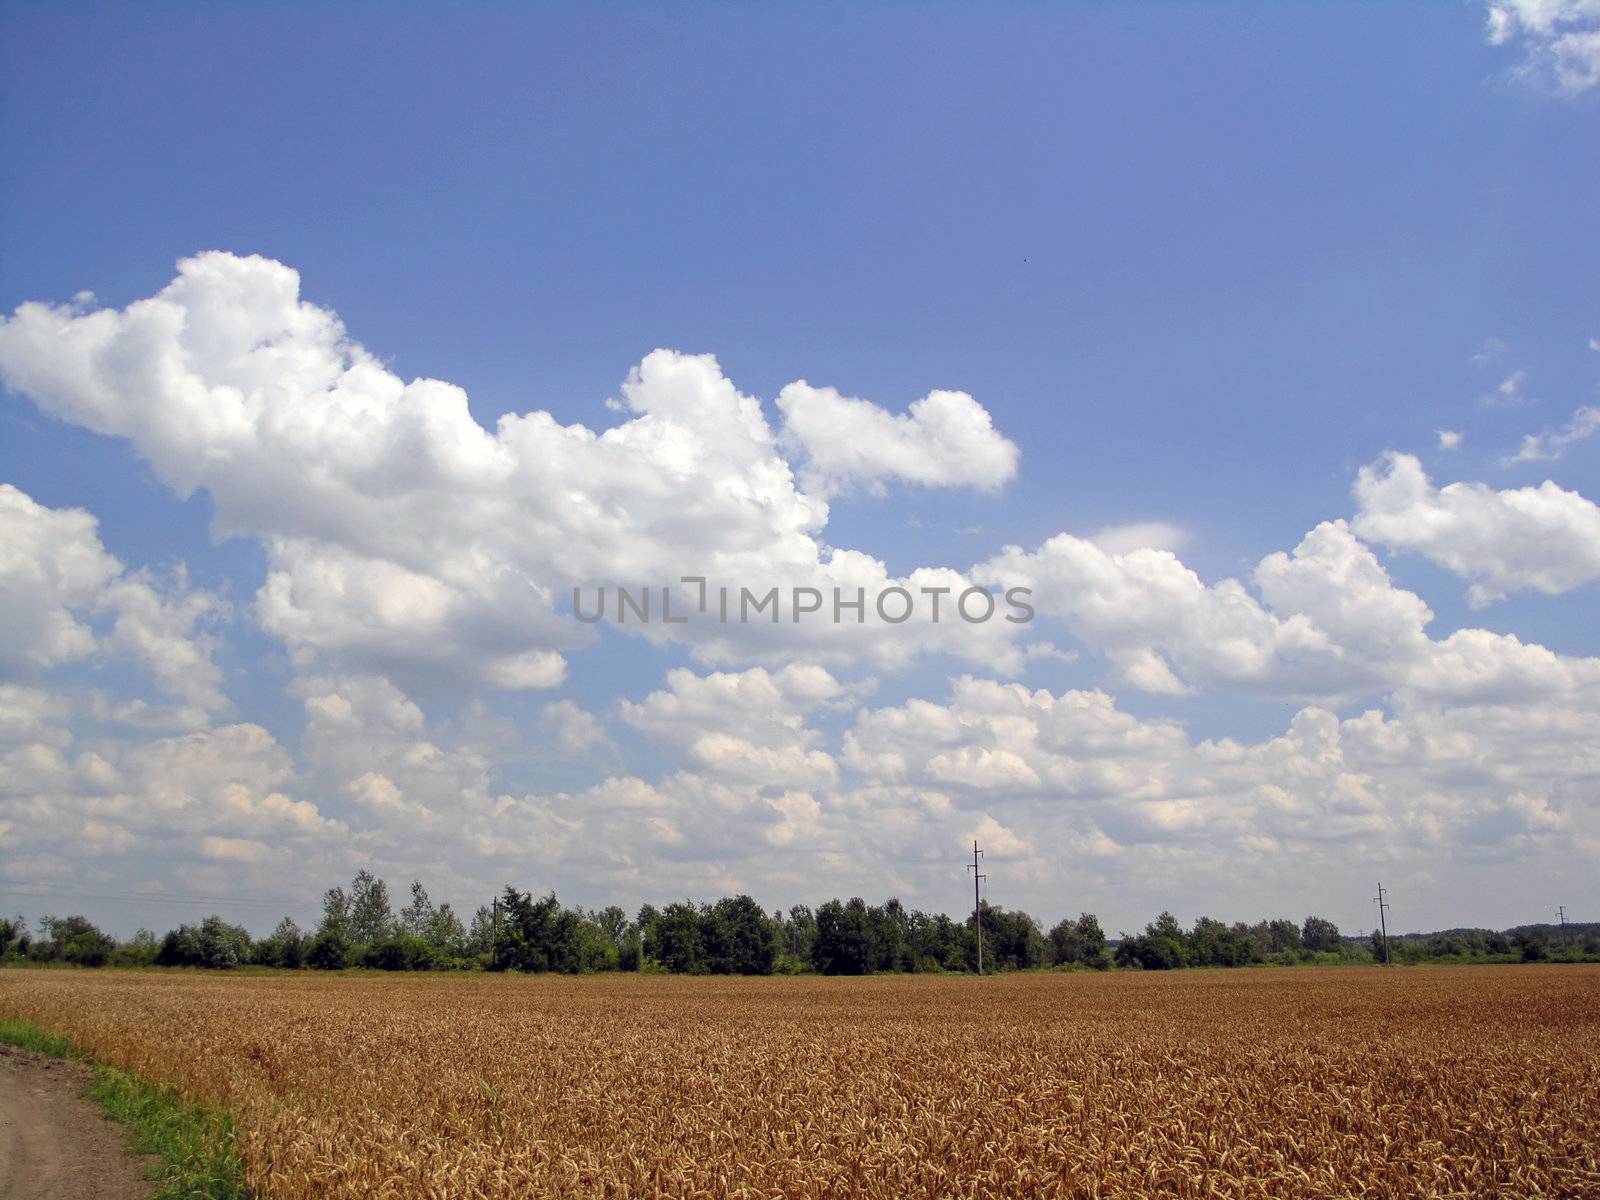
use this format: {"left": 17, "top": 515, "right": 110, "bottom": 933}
{"left": 1, "top": 965, "right": 1596, "bottom": 1198}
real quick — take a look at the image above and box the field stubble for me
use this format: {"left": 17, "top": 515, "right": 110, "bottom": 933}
{"left": 0, "top": 965, "right": 1595, "bottom": 1199}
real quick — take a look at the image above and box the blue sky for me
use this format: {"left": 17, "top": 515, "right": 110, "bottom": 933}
{"left": 1, "top": 2, "right": 1597, "bottom": 938}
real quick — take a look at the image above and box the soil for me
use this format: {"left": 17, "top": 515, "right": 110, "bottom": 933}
{"left": 0, "top": 1045, "right": 154, "bottom": 1200}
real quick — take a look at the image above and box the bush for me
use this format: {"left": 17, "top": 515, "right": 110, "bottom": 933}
{"left": 154, "top": 916, "right": 253, "bottom": 970}
{"left": 306, "top": 929, "right": 354, "bottom": 970}
{"left": 1187, "top": 917, "right": 1261, "bottom": 968}
{"left": 253, "top": 918, "right": 307, "bottom": 969}
{"left": 1515, "top": 931, "right": 1550, "bottom": 962}
{"left": 1301, "top": 916, "right": 1343, "bottom": 954}
{"left": 574, "top": 922, "right": 621, "bottom": 973}
{"left": 37, "top": 915, "right": 116, "bottom": 967}
{"left": 113, "top": 929, "right": 160, "bottom": 967}
{"left": 363, "top": 933, "right": 441, "bottom": 971}
{"left": 0, "top": 915, "right": 31, "bottom": 960}
{"left": 1115, "top": 913, "right": 1188, "bottom": 970}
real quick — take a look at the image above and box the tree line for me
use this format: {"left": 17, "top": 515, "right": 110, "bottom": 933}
{"left": 3, "top": 873, "right": 1596, "bottom": 974}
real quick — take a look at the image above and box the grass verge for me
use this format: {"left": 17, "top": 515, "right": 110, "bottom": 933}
{"left": 0, "top": 1017, "right": 247, "bottom": 1199}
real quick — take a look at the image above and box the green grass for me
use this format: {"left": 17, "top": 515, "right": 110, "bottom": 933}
{"left": 0, "top": 1017, "right": 247, "bottom": 1199}
{"left": 0, "top": 1015, "right": 74, "bottom": 1056}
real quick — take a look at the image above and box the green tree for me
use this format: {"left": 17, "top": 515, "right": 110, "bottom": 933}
{"left": 114, "top": 928, "right": 160, "bottom": 967}
{"left": 907, "top": 910, "right": 967, "bottom": 971}
{"left": 318, "top": 886, "right": 352, "bottom": 940}
{"left": 617, "top": 928, "right": 644, "bottom": 972}
{"left": 704, "top": 894, "right": 779, "bottom": 974}
{"left": 1116, "top": 912, "right": 1188, "bottom": 970}
{"left": 1, "top": 913, "right": 32, "bottom": 959}
{"left": 466, "top": 905, "right": 496, "bottom": 960}
{"left": 399, "top": 880, "right": 436, "bottom": 938}
{"left": 255, "top": 917, "right": 306, "bottom": 968}
{"left": 780, "top": 905, "right": 816, "bottom": 960}
{"left": 494, "top": 887, "right": 582, "bottom": 974}
{"left": 812, "top": 898, "right": 873, "bottom": 975}
{"left": 1048, "top": 913, "right": 1110, "bottom": 969}
{"left": 1301, "top": 915, "right": 1342, "bottom": 954}
{"left": 1186, "top": 917, "right": 1259, "bottom": 967}
{"left": 155, "top": 915, "right": 253, "bottom": 969}
{"left": 38, "top": 914, "right": 116, "bottom": 967}
{"left": 592, "top": 905, "right": 630, "bottom": 943}
{"left": 581, "top": 904, "right": 640, "bottom": 971}
{"left": 642, "top": 901, "right": 707, "bottom": 973}
{"left": 1265, "top": 918, "right": 1303, "bottom": 956}
{"left": 572, "top": 914, "right": 620, "bottom": 973}
{"left": 425, "top": 903, "right": 467, "bottom": 956}
{"left": 971, "top": 902, "right": 1046, "bottom": 972}
{"left": 349, "top": 870, "right": 395, "bottom": 947}
{"left": 1514, "top": 929, "right": 1550, "bottom": 962}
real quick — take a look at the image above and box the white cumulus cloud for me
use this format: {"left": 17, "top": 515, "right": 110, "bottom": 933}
{"left": 775, "top": 381, "right": 1019, "bottom": 495}
{"left": 0, "top": 253, "right": 1026, "bottom": 684}
{"left": 1352, "top": 452, "right": 1600, "bottom": 605}
{"left": 1504, "top": 406, "right": 1600, "bottom": 464}
{"left": 1486, "top": 0, "right": 1600, "bottom": 93}
{"left": 0, "top": 484, "right": 227, "bottom": 722}
{"left": 978, "top": 520, "right": 1428, "bottom": 699}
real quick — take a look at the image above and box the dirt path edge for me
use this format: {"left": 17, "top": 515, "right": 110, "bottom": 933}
{"left": 0, "top": 1044, "right": 156, "bottom": 1200}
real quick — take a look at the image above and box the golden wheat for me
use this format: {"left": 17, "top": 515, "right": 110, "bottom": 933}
{"left": 2, "top": 966, "right": 1596, "bottom": 1198}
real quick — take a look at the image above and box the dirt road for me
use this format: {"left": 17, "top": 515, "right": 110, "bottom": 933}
{"left": 0, "top": 1045, "right": 153, "bottom": 1200}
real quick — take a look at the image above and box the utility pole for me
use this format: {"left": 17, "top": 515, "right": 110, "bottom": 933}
{"left": 1373, "top": 883, "right": 1391, "bottom": 966}
{"left": 967, "top": 840, "right": 986, "bottom": 975}
{"left": 492, "top": 894, "right": 501, "bottom": 969}
{"left": 1557, "top": 904, "right": 1568, "bottom": 930}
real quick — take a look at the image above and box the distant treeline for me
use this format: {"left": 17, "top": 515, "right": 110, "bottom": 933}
{"left": 3, "top": 872, "right": 1596, "bottom": 975}
{"left": 1373, "top": 924, "right": 1600, "bottom": 965}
